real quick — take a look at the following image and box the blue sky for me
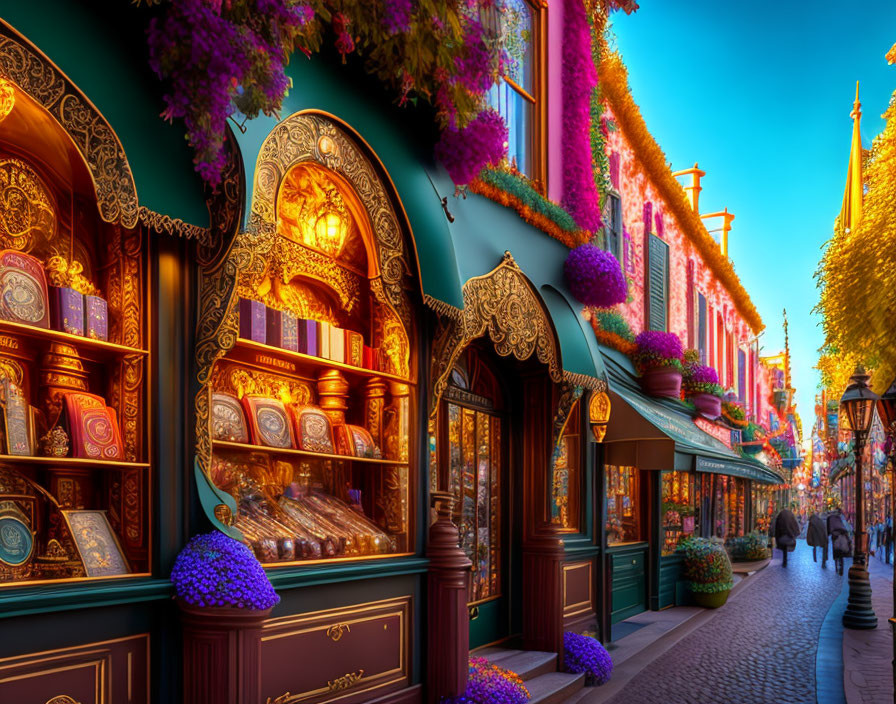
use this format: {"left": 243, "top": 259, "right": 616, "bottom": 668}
{"left": 612, "top": 2, "right": 895, "bottom": 429}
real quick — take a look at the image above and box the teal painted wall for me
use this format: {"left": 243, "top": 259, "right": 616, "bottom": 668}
{"left": 1, "top": 0, "right": 209, "bottom": 226}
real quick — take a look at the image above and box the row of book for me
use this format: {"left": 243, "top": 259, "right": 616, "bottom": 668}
{"left": 239, "top": 298, "right": 380, "bottom": 370}
{"left": 0, "top": 250, "right": 108, "bottom": 341}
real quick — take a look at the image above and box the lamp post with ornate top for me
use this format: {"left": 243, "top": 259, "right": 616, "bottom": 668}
{"left": 840, "top": 367, "right": 878, "bottom": 630}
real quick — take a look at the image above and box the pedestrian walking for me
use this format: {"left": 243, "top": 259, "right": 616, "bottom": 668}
{"left": 774, "top": 507, "right": 800, "bottom": 567}
{"left": 807, "top": 513, "right": 828, "bottom": 567}
{"left": 827, "top": 509, "right": 852, "bottom": 576}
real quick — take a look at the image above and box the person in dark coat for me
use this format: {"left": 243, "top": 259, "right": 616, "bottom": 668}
{"left": 827, "top": 509, "right": 853, "bottom": 576}
{"left": 807, "top": 513, "right": 828, "bottom": 567}
{"left": 774, "top": 507, "right": 800, "bottom": 567}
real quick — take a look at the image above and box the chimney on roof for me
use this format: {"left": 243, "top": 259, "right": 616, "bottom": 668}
{"left": 701, "top": 208, "right": 736, "bottom": 257}
{"left": 672, "top": 162, "right": 706, "bottom": 213}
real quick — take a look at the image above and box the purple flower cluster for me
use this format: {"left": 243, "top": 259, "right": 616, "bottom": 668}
{"left": 560, "top": 0, "right": 602, "bottom": 232}
{"left": 633, "top": 330, "right": 684, "bottom": 373}
{"left": 563, "top": 244, "right": 627, "bottom": 308}
{"left": 441, "top": 657, "right": 529, "bottom": 704}
{"left": 382, "top": 0, "right": 414, "bottom": 35}
{"left": 171, "top": 531, "right": 280, "bottom": 610}
{"left": 147, "top": 0, "right": 314, "bottom": 186}
{"left": 435, "top": 109, "right": 508, "bottom": 186}
{"left": 454, "top": 16, "right": 499, "bottom": 95}
{"left": 563, "top": 631, "right": 613, "bottom": 686}
{"left": 688, "top": 364, "right": 719, "bottom": 386}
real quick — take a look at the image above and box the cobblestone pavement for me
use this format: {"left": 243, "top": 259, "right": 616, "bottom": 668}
{"left": 606, "top": 541, "right": 843, "bottom": 704}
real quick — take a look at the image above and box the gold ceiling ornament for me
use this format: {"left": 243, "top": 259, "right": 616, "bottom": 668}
{"left": 0, "top": 157, "right": 56, "bottom": 252}
{"left": 0, "top": 75, "right": 13, "bottom": 122}
{"left": 278, "top": 165, "right": 351, "bottom": 258}
{"left": 0, "top": 22, "right": 139, "bottom": 228}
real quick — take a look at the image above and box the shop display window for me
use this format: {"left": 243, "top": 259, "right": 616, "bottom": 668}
{"left": 713, "top": 475, "right": 746, "bottom": 540}
{"left": 605, "top": 465, "right": 640, "bottom": 545}
{"left": 439, "top": 347, "right": 503, "bottom": 604}
{"left": 551, "top": 401, "right": 580, "bottom": 531}
{"left": 0, "top": 144, "right": 148, "bottom": 585}
{"left": 206, "top": 162, "right": 415, "bottom": 566}
{"left": 752, "top": 485, "right": 773, "bottom": 534}
{"left": 661, "top": 471, "right": 695, "bottom": 555}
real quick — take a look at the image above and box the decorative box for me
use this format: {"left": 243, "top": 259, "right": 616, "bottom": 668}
{"left": 329, "top": 325, "right": 345, "bottom": 364}
{"left": 297, "top": 318, "right": 319, "bottom": 356}
{"left": 290, "top": 405, "right": 335, "bottom": 454}
{"left": 238, "top": 298, "right": 266, "bottom": 343}
{"left": 362, "top": 345, "right": 381, "bottom": 372}
{"left": 0, "top": 250, "right": 50, "bottom": 329}
{"left": 345, "top": 330, "right": 364, "bottom": 367}
{"left": 2, "top": 380, "right": 32, "bottom": 456}
{"left": 62, "top": 509, "right": 129, "bottom": 577}
{"left": 241, "top": 395, "right": 295, "bottom": 449}
{"left": 49, "top": 286, "right": 84, "bottom": 336}
{"left": 211, "top": 392, "right": 249, "bottom": 443}
{"left": 280, "top": 310, "right": 298, "bottom": 352}
{"left": 346, "top": 424, "right": 380, "bottom": 458}
{"left": 63, "top": 392, "right": 123, "bottom": 460}
{"left": 331, "top": 423, "right": 354, "bottom": 456}
{"left": 84, "top": 294, "right": 108, "bottom": 341}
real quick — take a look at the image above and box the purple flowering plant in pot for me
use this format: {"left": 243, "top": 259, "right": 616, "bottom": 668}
{"left": 563, "top": 631, "right": 613, "bottom": 686}
{"left": 632, "top": 331, "right": 683, "bottom": 398}
{"left": 440, "top": 656, "right": 530, "bottom": 704}
{"left": 171, "top": 531, "right": 280, "bottom": 613}
{"left": 563, "top": 244, "right": 627, "bottom": 308}
{"left": 682, "top": 349, "right": 724, "bottom": 419}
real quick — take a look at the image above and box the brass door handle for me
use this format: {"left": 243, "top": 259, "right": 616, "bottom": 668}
{"left": 468, "top": 605, "right": 480, "bottom": 621}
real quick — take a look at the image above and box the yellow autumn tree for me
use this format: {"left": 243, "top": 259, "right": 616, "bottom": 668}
{"left": 817, "top": 89, "right": 896, "bottom": 392}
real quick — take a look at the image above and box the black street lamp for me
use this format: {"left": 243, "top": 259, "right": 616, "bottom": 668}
{"left": 840, "top": 367, "right": 878, "bottom": 630}
{"left": 874, "top": 379, "right": 896, "bottom": 687}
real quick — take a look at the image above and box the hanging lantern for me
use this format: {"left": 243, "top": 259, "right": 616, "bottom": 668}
{"left": 589, "top": 391, "right": 611, "bottom": 442}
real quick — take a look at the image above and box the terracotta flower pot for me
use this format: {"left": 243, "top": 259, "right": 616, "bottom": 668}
{"left": 178, "top": 599, "right": 272, "bottom": 704}
{"left": 639, "top": 365, "right": 682, "bottom": 398}
{"left": 691, "top": 588, "right": 730, "bottom": 609}
{"left": 691, "top": 392, "right": 722, "bottom": 419}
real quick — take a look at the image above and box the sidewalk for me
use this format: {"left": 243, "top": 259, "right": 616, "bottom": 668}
{"left": 842, "top": 555, "right": 894, "bottom": 704}
{"left": 581, "top": 560, "right": 769, "bottom": 703}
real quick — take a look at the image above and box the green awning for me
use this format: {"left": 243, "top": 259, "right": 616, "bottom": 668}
{"left": 600, "top": 345, "right": 785, "bottom": 485}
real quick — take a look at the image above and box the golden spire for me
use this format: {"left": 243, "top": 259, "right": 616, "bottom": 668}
{"left": 839, "top": 81, "right": 863, "bottom": 233}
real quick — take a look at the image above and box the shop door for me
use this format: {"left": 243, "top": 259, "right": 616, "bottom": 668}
{"left": 446, "top": 401, "right": 508, "bottom": 648}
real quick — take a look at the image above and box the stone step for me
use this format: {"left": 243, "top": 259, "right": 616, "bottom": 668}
{"left": 526, "top": 671, "right": 586, "bottom": 704}
{"left": 479, "top": 648, "right": 558, "bottom": 680}
{"left": 560, "top": 687, "right": 596, "bottom": 703}
{"left": 474, "top": 647, "right": 523, "bottom": 663}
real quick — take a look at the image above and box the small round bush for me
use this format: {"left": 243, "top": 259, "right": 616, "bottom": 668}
{"left": 563, "top": 631, "right": 613, "bottom": 685}
{"left": 171, "top": 531, "right": 280, "bottom": 610}
{"left": 564, "top": 244, "right": 627, "bottom": 308}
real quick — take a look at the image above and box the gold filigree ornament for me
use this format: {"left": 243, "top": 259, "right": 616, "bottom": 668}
{"left": 45, "top": 255, "right": 101, "bottom": 297}
{"left": 45, "top": 697, "right": 82, "bottom": 704}
{"left": 0, "top": 158, "right": 56, "bottom": 252}
{"left": 0, "top": 76, "right": 13, "bottom": 123}
{"left": 39, "top": 425, "right": 70, "bottom": 457}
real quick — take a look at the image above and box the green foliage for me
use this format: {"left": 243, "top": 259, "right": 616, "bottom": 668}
{"left": 727, "top": 532, "right": 770, "bottom": 562}
{"left": 479, "top": 167, "right": 583, "bottom": 234}
{"left": 594, "top": 308, "right": 635, "bottom": 342}
{"left": 677, "top": 536, "right": 733, "bottom": 587}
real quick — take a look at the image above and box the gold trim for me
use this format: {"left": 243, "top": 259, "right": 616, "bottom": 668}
{"left": 430, "top": 251, "right": 563, "bottom": 414}
{"left": 261, "top": 552, "right": 414, "bottom": 570}
{"left": 213, "top": 439, "right": 407, "bottom": 465}
{"left": 0, "top": 319, "right": 148, "bottom": 357}
{"left": 423, "top": 294, "right": 463, "bottom": 321}
{"left": 137, "top": 207, "right": 212, "bottom": 246}
{"left": 0, "top": 21, "right": 138, "bottom": 228}
{"left": 501, "top": 75, "right": 536, "bottom": 104}
{"left": 0, "top": 455, "right": 149, "bottom": 469}
{"left": 563, "top": 370, "right": 607, "bottom": 392}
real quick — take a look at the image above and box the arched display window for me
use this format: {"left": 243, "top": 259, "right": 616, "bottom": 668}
{"left": 194, "top": 113, "right": 418, "bottom": 566}
{"left": 0, "top": 76, "right": 148, "bottom": 586}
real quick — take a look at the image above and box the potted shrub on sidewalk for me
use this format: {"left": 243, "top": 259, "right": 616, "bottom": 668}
{"left": 682, "top": 350, "right": 724, "bottom": 419}
{"left": 172, "top": 531, "right": 280, "bottom": 704}
{"left": 563, "top": 631, "right": 613, "bottom": 686}
{"left": 632, "top": 331, "right": 684, "bottom": 398}
{"left": 728, "top": 531, "right": 772, "bottom": 562}
{"left": 677, "top": 536, "right": 734, "bottom": 608}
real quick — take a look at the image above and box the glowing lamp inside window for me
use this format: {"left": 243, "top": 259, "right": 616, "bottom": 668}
{"left": 0, "top": 78, "right": 14, "bottom": 124}
{"left": 313, "top": 209, "right": 348, "bottom": 257}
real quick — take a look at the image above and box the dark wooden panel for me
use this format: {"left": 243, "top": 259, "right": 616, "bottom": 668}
{"left": 562, "top": 560, "right": 593, "bottom": 619}
{"left": 261, "top": 596, "right": 411, "bottom": 704}
{"left": 658, "top": 555, "right": 683, "bottom": 609}
{"left": 610, "top": 547, "right": 647, "bottom": 624}
{"left": 0, "top": 633, "right": 148, "bottom": 704}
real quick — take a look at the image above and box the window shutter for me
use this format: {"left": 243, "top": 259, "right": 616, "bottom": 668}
{"left": 605, "top": 194, "right": 622, "bottom": 260}
{"left": 738, "top": 349, "right": 746, "bottom": 404}
{"left": 686, "top": 260, "right": 695, "bottom": 348}
{"left": 647, "top": 234, "right": 668, "bottom": 331}
{"left": 610, "top": 151, "right": 620, "bottom": 189}
{"left": 698, "top": 294, "right": 707, "bottom": 364}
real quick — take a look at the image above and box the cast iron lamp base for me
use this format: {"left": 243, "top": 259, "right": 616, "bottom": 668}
{"left": 843, "top": 561, "right": 877, "bottom": 630}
